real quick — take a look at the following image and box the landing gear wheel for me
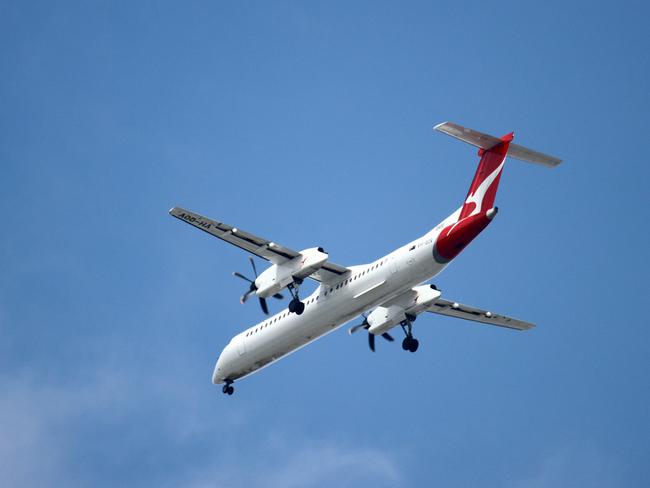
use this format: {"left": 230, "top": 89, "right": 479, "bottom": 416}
{"left": 295, "top": 301, "right": 305, "bottom": 315}
{"left": 401, "top": 336, "right": 419, "bottom": 352}
{"left": 400, "top": 318, "right": 419, "bottom": 353}
{"left": 222, "top": 380, "right": 234, "bottom": 396}
{"left": 287, "top": 281, "right": 305, "bottom": 315}
{"left": 289, "top": 298, "right": 305, "bottom": 315}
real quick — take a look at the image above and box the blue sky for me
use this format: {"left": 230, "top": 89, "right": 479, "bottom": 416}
{"left": 1, "top": 1, "right": 648, "bottom": 486}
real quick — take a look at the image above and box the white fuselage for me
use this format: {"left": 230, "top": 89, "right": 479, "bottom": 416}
{"left": 212, "top": 209, "right": 461, "bottom": 384}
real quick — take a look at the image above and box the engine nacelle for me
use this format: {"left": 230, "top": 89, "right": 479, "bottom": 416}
{"left": 366, "top": 285, "right": 442, "bottom": 335}
{"left": 367, "top": 305, "right": 406, "bottom": 335}
{"left": 254, "top": 247, "right": 329, "bottom": 297}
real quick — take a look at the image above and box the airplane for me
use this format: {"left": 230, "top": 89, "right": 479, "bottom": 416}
{"left": 170, "top": 122, "right": 562, "bottom": 395}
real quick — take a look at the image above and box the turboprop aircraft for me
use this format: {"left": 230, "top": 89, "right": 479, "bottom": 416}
{"left": 170, "top": 122, "right": 562, "bottom": 395}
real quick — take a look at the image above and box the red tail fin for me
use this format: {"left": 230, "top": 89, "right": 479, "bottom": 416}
{"left": 458, "top": 132, "right": 513, "bottom": 220}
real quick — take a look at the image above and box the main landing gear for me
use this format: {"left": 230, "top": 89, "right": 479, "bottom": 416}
{"left": 222, "top": 379, "right": 234, "bottom": 396}
{"left": 287, "top": 280, "right": 305, "bottom": 315}
{"left": 400, "top": 314, "right": 419, "bottom": 353}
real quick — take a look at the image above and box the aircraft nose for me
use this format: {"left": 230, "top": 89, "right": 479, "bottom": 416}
{"left": 212, "top": 352, "right": 227, "bottom": 384}
{"left": 212, "top": 343, "right": 235, "bottom": 384}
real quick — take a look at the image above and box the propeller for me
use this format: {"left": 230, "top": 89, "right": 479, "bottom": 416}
{"left": 233, "top": 257, "right": 283, "bottom": 315}
{"left": 348, "top": 313, "right": 394, "bottom": 352}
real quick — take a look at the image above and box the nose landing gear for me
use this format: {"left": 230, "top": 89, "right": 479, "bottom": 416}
{"left": 400, "top": 314, "right": 419, "bottom": 353}
{"left": 222, "top": 379, "right": 234, "bottom": 396}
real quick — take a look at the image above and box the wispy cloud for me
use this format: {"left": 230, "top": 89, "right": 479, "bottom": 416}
{"left": 510, "top": 443, "right": 625, "bottom": 488}
{"left": 0, "top": 365, "right": 403, "bottom": 488}
{"left": 260, "top": 442, "right": 402, "bottom": 488}
{"left": 184, "top": 436, "right": 403, "bottom": 488}
{"left": 0, "top": 370, "right": 131, "bottom": 487}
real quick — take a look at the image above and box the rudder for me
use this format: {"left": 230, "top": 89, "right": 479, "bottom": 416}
{"left": 459, "top": 132, "right": 512, "bottom": 220}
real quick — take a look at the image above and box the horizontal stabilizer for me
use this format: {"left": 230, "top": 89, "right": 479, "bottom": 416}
{"left": 434, "top": 122, "right": 562, "bottom": 167}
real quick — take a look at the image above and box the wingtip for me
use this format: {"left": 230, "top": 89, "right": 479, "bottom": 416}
{"left": 433, "top": 121, "right": 449, "bottom": 132}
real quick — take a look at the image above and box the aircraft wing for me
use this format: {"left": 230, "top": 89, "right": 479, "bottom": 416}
{"left": 169, "top": 207, "right": 349, "bottom": 283}
{"left": 427, "top": 298, "right": 535, "bottom": 331}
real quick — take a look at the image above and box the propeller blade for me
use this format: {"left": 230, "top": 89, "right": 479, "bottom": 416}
{"left": 259, "top": 297, "right": 269, "bottom": 315}
{"left": 240, "top": 288, "right": 255, "bottom": 304}
{"left": 368, "top": 333, "right": 376, "bottom": 352}
{"left": 348, "top": 321, "right": 368, "bottom": 335}
{"left": 233, "top": 272, "right": 253, "bottom": 283}
{"left": 273, "top": 293, "right": 284, "bottom": 300}
{"left": 249, "top": 257, "right": 258, "bottom": 278}
{"left": 381, "top": 332, "right": 394, "bottom": 342}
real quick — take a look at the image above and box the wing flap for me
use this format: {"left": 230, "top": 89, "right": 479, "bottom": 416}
{"left": 310, "top": 260, "right": 350, "bottom": 283}
{"left": 427, "top": 298, "right": 535, "bottom": 331}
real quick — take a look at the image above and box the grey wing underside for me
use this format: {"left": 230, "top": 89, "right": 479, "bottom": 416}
{"left": 169, "top": 207, "right": 348, "bottom": 283}
{"left": 427, "top": 298, "right": 535, "bottom": 331}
